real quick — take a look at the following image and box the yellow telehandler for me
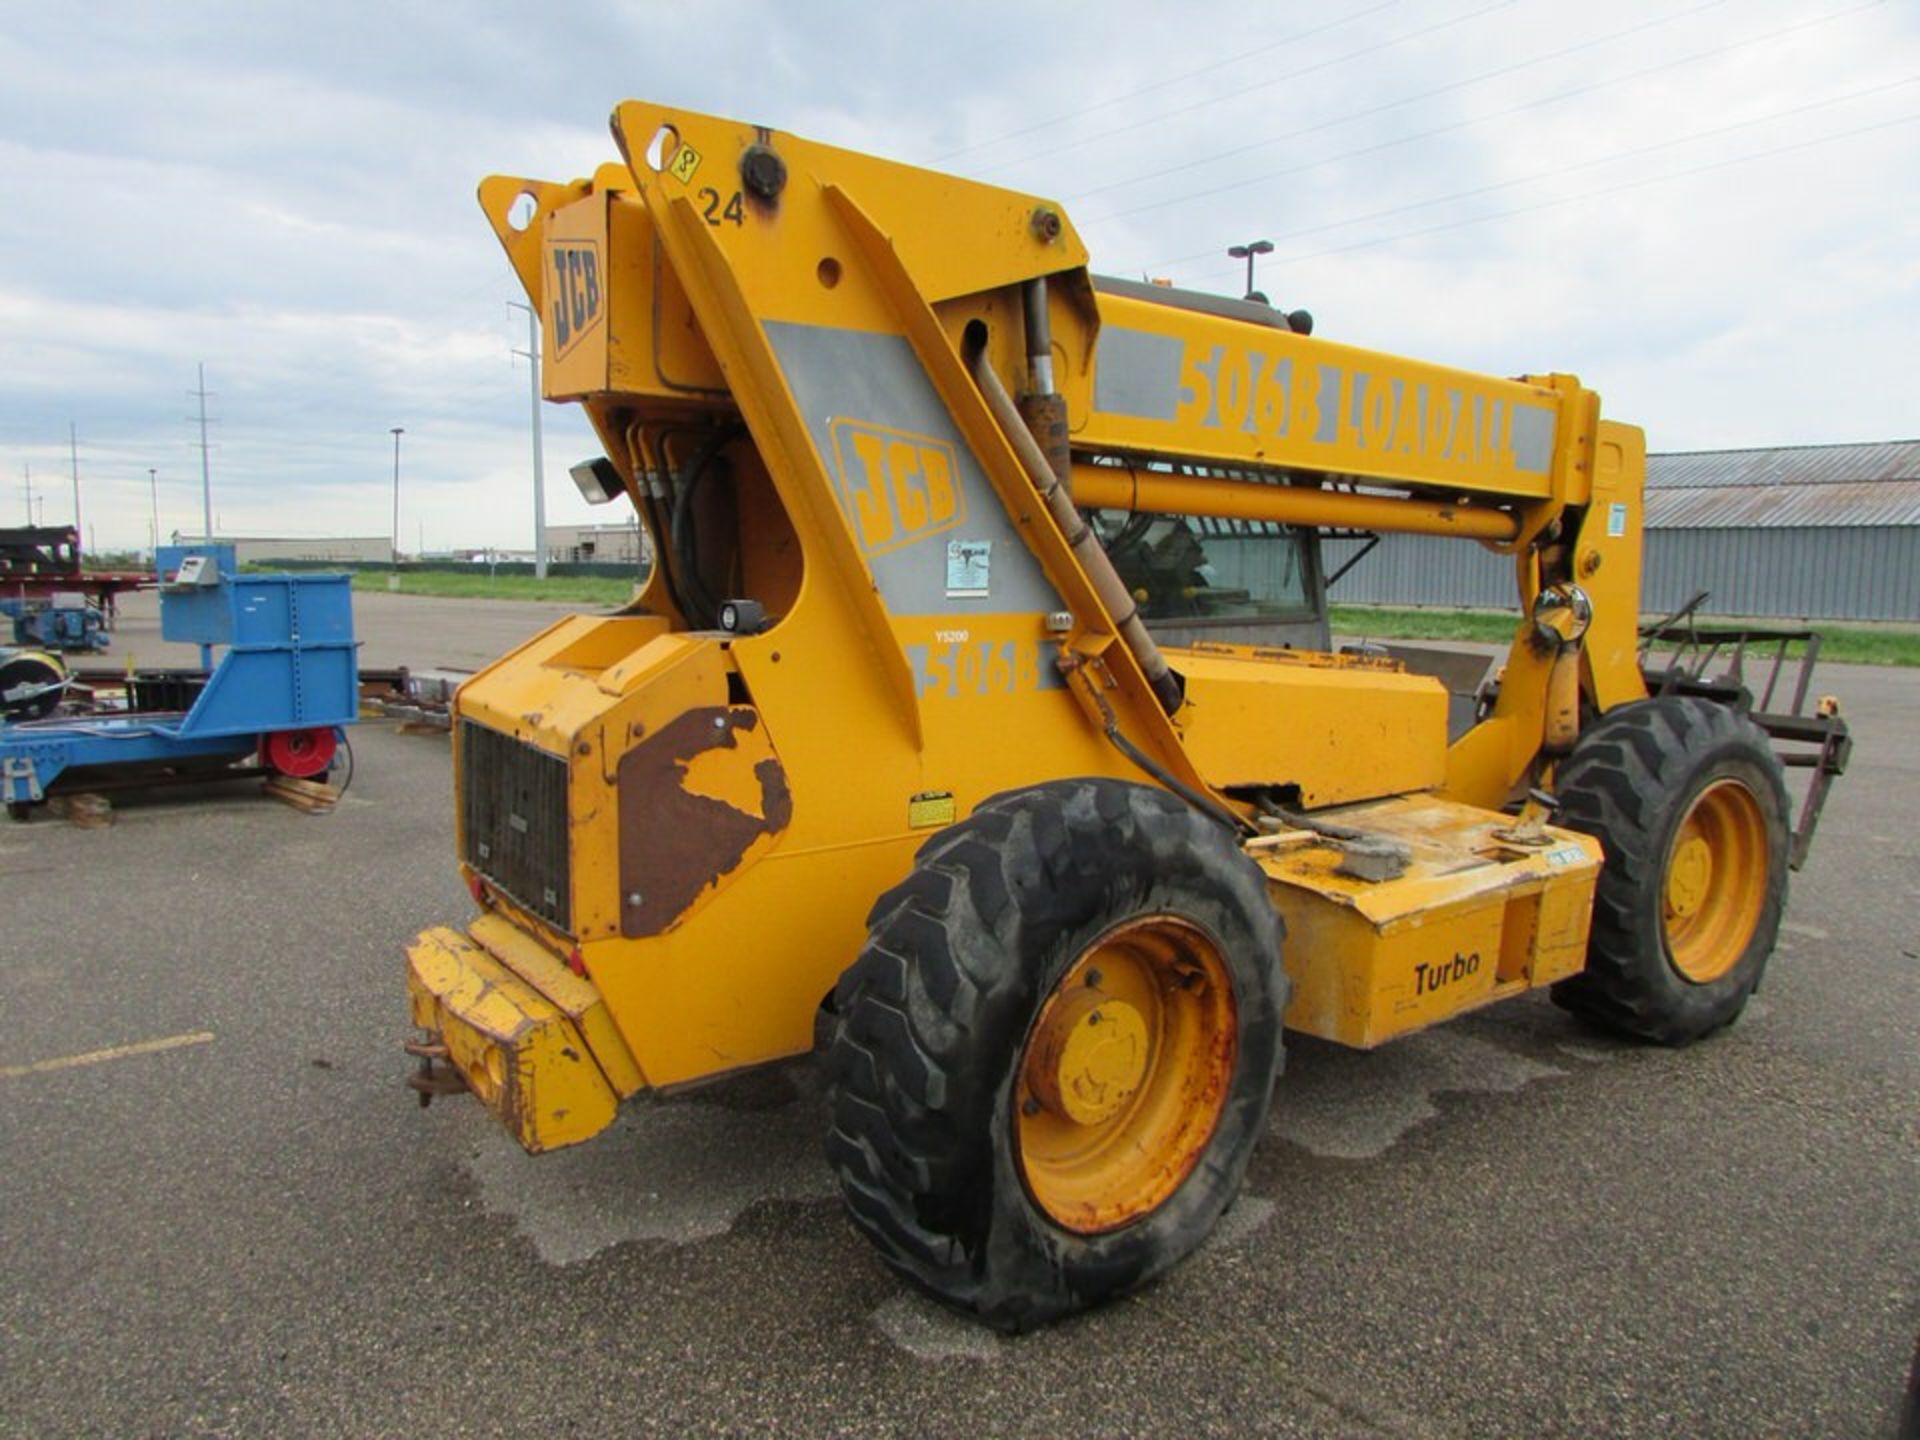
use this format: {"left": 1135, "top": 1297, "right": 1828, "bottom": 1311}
{"left": 405, "top": 100, "right": 1849, "bottom": 1328}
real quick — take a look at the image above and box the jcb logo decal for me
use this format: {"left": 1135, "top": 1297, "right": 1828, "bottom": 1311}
{"left": 546, "top": 240, "right": 603, "bottom": 357}
{"left": 828, "top": 420, "right": 966, "bottom": 556}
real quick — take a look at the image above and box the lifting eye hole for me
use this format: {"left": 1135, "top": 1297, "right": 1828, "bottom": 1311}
{"left": 506, "top": 191, "right": 538, "bottom": 232}
{"left": 644, "top": 124, "right": 679, "bottom": 173}
{"left": 817, "top": 257, "right": 841, "bottom": 289}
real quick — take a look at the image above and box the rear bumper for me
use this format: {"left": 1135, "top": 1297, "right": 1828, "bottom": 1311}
{"left": 405, "top": 915, "right": 645, "bottom": 1153}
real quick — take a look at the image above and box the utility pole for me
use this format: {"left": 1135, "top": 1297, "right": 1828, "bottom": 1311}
{"left": 190, "top": 363, "right": 216, "bottom": 542}
{"left": 69, "top": 422, "right": 83, "bottom": 563}
{"left": 508, "top": 301, "right": 549, "bottom": 579}
{"left": 21, "top": 463, "right": 31, "bottom": 524}
{"left": 390, "top": 427, "right": 405, "bottom": 568}
{"left": 1227, "top": 238, "right": 1274, "bottom": 301}
{"left": 149, "top": 467, "right": 160, "bottom": 561}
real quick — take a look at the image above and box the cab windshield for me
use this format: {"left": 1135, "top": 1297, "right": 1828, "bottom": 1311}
{"left": 1093, "top": 512, "right": 1317, "bottom": 625}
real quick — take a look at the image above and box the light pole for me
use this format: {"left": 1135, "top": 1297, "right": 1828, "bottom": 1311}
{"left": 390, "top": 427, "right": 405, "bottom": 569}
{"left": 1227, "top": 239, "right": 1274, "bottom": 301}
{"left": 194, "top": 362, "right": 215, "bottom": 544}
{"left": 507, "top": 301, "right": 549, "bottom": 579}
{"left": 148, "top": 467, "right": 159, "bottom": 561}
{"left": 69, "top": 422, "right": 82, "bottom": 564}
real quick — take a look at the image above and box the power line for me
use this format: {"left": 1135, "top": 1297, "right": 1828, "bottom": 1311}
{"left": 1157, "top": 74, "right": 1917, "bottom": 284}
{"left": 1096, "top": 0, "right": 1892, "bottom": 234}
{"left": 407, "top": 272, "right": 523, "bottom": 334}
{"left": 928, "top": 0, "right": 1399, "bottom": 163}
{"left": 1274, "top": 74, "right": 1904, "bottom": 251}
{"left": 965, "top": 0, "right": 1519, "bottom": 179}
{"left": 1245, "top": 110, "right": 1920, "bottom": 272}
{"left": 1065, "top": 0, "right": 1736, "bottom": 206}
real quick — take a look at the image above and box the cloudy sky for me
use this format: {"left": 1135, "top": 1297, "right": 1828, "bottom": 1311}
{"left": 2, "top": 0, "right": 1914, "bottom": 555}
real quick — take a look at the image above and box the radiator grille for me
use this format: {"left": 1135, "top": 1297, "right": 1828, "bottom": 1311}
{"left": 460, "top": 721, "right": 572, "bottom": 933}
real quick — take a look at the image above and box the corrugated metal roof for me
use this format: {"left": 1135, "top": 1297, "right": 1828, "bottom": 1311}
{"left": 1644, "top": 440, "right": 1920, "bottom": 529}
{"left": 1647, "top": 440, "right": 1920, "bottom": 489}
{"left": 1647, "top": 480, "right": 1920, "bottom": 529}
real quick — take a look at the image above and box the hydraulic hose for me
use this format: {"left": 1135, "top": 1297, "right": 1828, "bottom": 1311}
{"left": 964, "top": 326, "right": 1184, "bottom": 716}
{"left": 669, "top": 423, "right": 742, "bottom": 629}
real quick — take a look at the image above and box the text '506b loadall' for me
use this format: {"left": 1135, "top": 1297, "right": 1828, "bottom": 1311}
{"left": 405, "top": 101, "right": 1850, "bottom": 1329}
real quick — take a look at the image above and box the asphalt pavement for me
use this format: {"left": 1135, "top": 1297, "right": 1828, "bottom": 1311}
{"left": 2, "top": 598, "right": 1915, "bottom": 1438}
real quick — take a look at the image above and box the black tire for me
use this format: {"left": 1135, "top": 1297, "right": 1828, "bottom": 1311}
{"left": 1551, "top": 696, "right": 1789, "bottom": 1045}
{"left": 824, "top": 777, "right": 1286, "bottom": 1330}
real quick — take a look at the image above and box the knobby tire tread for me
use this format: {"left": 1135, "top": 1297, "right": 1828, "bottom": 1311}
{"left": 823, "top": 777, "right": 1285, "bottom": 1329}
{"left": 1551, "top": 696, "right": 1789, "bottom": 1045}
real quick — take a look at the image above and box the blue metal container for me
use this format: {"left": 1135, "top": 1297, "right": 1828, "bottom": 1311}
{"left": 0, "top": 547, "right": 359, "bottom": 810}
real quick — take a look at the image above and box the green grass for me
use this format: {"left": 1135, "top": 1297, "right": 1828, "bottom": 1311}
{"left": 1331, "top": 604, "right": 1920, "bottom": 667}
{"left": 1330, "top": 605, "right": 1519, "bottom": 645}
{"left": 349, "top": 571, "right": 639, "bottom": 605}
{"left": 1794, "top": 627, "right": 1920, "bottom": 667}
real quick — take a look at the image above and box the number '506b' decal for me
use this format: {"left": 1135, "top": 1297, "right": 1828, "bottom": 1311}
{"left": 903, "top": 641, "right": 1062, "bottom": 697}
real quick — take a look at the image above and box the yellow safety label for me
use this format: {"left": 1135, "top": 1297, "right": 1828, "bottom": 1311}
{"left": 668, "top": 142, "right": 703, "bottom": 185}
{"left": 908, "top": 792, "right": 956, "bottom": 829}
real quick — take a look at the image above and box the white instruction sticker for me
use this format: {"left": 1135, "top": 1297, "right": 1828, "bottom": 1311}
{"left": 1607, "top": 502, "right": 1628, "bottom": 539}
{"left": 946, "top": 539, "right": 991, "bottom": 598}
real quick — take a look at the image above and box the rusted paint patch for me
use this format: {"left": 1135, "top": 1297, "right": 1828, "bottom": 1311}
{"left": 617, "top": 706, "right": 792, "bottom": 938}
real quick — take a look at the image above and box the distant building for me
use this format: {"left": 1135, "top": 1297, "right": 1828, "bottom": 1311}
{"left": 1321, "top": 439, "right": 1920, "bottom": 622}
{"left": 452, "top": 548, "right": 536, "bottom": 565}
{"left": 171, "top": 533, "right": 391, "bottom": 565}
{"left": 544, "top": 521, "right": 651, "bottom": 567}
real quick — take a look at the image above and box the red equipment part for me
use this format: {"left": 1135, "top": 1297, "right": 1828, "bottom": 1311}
{"left": 261, "top": 727, "right": 337, "bottom": 778}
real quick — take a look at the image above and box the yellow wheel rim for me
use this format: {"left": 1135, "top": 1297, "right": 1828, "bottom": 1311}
{"left": 1015, "top": 915, "right": 1237, "bottom": 1234}
{"left": 1663, "top": 778, "right": 1769, "bottom": 983}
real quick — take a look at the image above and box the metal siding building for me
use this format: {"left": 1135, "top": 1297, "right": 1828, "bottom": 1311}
{"left": 543, "top": 521, "right": 652, "bottom": 566}
{"left": 171, "top": 533, "right": 392, "bottom": 565}
{"left": 1322, "top": 440, "right": 1920, "bottom": 621}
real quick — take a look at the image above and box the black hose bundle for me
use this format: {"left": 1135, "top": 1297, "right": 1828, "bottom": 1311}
{"left": 667, "top": 423, "right": 742, "bottom": 629}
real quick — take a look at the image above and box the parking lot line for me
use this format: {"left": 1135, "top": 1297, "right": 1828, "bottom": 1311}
{"left": 0, "top": 1030, "right": 215, "bottom": 1079}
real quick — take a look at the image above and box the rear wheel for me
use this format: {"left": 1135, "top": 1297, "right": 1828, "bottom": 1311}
{"left": 262, "top": 727, "right": 337, "bottom": 778}
{"left": 0, "top": 649, "right": 67, "bottom": 721}
{"left": 1551, "top": 697, "right": 1789, "bottom": 1044}
{"left": 825, "top": 778, "right": 1285, "bottom": 1330}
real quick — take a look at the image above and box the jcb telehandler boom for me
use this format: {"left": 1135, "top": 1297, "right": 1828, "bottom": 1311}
{"left": 405, "top": 101, "right": 1847, "bottom": 1328}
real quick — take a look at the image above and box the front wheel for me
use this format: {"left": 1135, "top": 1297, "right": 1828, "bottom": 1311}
{"left": 824, "top": 778, "right": 1286, "bottom": 1330}
{"left": 1551, "top": 696, "right": 1790, "bottom": 1044}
